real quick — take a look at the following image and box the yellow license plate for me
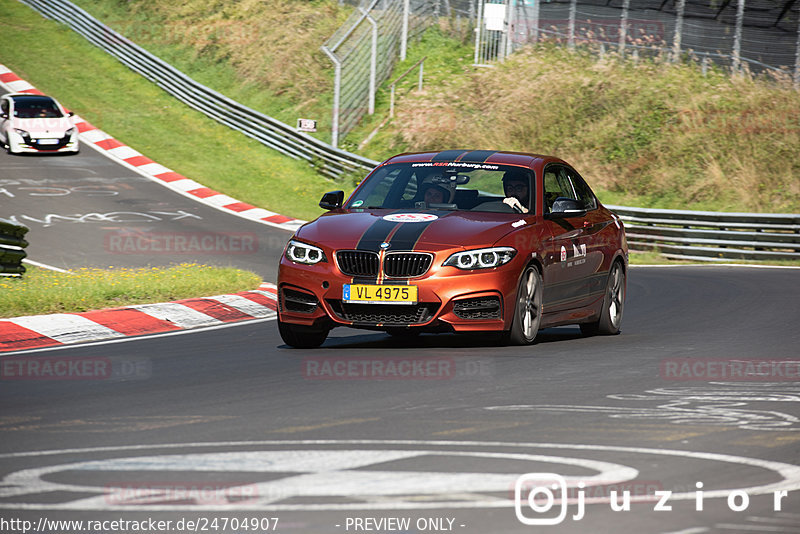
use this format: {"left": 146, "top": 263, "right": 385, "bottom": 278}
{"left": 343, "top": 284, "right": 418, "bottom": 304}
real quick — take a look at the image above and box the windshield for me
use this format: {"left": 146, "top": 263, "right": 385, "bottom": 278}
{"left": 347, "top": 162, "right": 535, "bottom": 214}
{"left": 13, "top": 97, "right": 63, "bottom": 119}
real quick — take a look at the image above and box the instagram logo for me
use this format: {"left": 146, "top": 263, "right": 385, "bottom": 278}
{"left": 515, "top": 473, "right": 580, "bottom": 525}
{"left": 514, "top": 473, "right": 568, "bottom": 525}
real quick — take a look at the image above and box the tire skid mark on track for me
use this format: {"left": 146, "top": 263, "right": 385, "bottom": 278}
{"left": 0, "top": 64, "right": 305, "bottom": 232}
{"left": 0, "top": 283, "right": 277, "bottom": 353}
{"left": 486, "top": 383, "right": 800, "bottom": 432}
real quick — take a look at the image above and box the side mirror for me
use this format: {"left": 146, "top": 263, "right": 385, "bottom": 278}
{"left": 547, "top": 197, "right": 586, "bottom": 218}
{"left": 319, "top": 190, "right": 345, "bottom": 210}
{"left": 68, "top": 111, "right": 75, "bottom": 117}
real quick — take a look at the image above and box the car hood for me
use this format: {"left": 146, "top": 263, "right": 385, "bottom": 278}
{"left": 295, "top": 209, "right": 526, "bottom": 252}
{"left": 12, "top": 117, "right": 73, "bottom": 135}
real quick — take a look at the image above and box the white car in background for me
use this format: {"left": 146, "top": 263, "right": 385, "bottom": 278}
{"left": 0, "top": 93, "right": 79, "bottom": 154}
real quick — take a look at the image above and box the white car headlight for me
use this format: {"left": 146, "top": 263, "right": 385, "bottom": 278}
{"left": 65, "top": 127, "right": 76, "bottom": 136}
{"left": 285, "top": 240, "right": 326, "bottom": 265}
{"left": 443, "top": 247, "right": 516, "bottom": 270}
{"left": 13, "top": 128, "right": 29, "bottom": 138}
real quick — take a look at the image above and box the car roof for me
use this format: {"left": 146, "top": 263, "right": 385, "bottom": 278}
{"left": 379, "top": 150, "right": 567, "bottom": 168}
{"left": 5, "top": 93, "right": 58, "bottom": 104}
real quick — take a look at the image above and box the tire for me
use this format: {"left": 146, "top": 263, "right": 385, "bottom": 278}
{"left": 581, "top": 260, "right": 625, "bottom": 336}
{"left": 502, "top": 265, "right": 543, "bottom": 345}
{"left": 278, "top": 320, "right": 329, "bottom": 348}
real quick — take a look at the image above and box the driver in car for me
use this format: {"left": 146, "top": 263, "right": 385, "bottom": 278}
{"left": 417, "top": 174, "right": 456, "bottom": 206}
{"left": 502, "top": 170, "right": 529, "bottom": 213}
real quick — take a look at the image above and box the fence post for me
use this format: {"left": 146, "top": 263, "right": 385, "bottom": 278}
{"left": 531, "top": 0, "right": 540, "bottom": 43}
{"left": 618, "top": 0, "right": 629, "bottom": 55}
{"left": 732, "top": 0, "right": 745, "bottom": 74}
{"left": 389, "top": 57, "right": 426, "bottom": 118}
{"left": 505, "top": 0, "right": 516, "bottom": 58}
{"left": 672, "top": 0, "right": 685, "bottom": 62}
{"left": 498, "top": 0, "right": 509, "bottom": 61}
{"left": 474, "top": 0, "right": 483, "bottom": 65}
{"left": 568, "top": 0, "right": 576, "bottom": 49}
{"left": 794, "top": 7, "right": 800, "bottom": 88}
{"left": 361, "top": 8, "right": 378, "bottom": 116}
{"left": 401, "top": 0, "right": 410, "bottom": 60}
{"left": 321, "top": 46, "right": 341, "bottom": 148}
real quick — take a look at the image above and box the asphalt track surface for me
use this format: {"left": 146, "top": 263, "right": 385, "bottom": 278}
{"left": 0, "top": 136, "right": 293, "bottom": 280}
{"left": 2, "top": 99, "right": 800, "bottom": 533}
{"left": 2, "top": 266, "right": 800, "bottom": 534}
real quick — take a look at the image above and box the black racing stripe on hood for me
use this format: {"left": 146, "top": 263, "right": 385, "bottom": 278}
{"left": 432, "top": 150, "right": 469, "bottom": 162}
{"left": 387, "top": 219, "right": 437, "bottom": 251}
{"left": 356, "top": 219, "right": 399, "bottom": 251}
{"left": 458, "top": 150, "right": 497, "bottom": 163}
{"left": 387, "top": 210, "right": 452, "bottom": 250}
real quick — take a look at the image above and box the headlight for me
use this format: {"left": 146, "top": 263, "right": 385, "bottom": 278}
{"left": 443, "top": 247, "right": 516, "bottom": 270}
{"left": 65, "top": 127, "right": 76, "bottom": 136}
{"left": 285, "top": 240, "right": 327, "bottom": 265}
{"left": 13, "top": 128, "right": 29, "bottom": 138}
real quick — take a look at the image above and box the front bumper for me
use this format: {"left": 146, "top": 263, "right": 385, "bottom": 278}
{"left": 277, "top": 254, "right": 522, "bottom": 333}
{"left": 9, "top": 131, "right": 79, "bottom": 153}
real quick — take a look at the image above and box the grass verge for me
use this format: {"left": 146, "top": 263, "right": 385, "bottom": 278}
{"left": 6, "top": 1, "right": 798, "bottom": 215}
{"left": 70, "top": 0, "right": 351, "bottom": 141}
{"left": 0, "top": 264, "right": 262, "bottom": 318}
{"left": 379, "top": 40, "right": 800, "bottom": 213}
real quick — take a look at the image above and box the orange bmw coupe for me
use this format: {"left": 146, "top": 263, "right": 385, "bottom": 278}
{"left": 277, "top": 150, "right": 627, "bottom": 348}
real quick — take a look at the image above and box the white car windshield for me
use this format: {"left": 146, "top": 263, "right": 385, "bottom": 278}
{"left": 13, "top": 96, "right": 63, "bottom": 119}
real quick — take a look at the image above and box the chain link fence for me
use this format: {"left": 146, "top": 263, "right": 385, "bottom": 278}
{"left": 324, "top": 0, "right": 437, "bottom": 146}
{"left": 327, "top": 1, "right": 798, "bottom": 146}
{"left": 475, "top": 0, "right": 800, "bottom": 80}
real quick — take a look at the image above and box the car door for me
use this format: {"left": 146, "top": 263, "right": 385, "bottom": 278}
{"left": 541, "top": 164, "right": 596, "bottom": 312}
{"left": 560, "top": 166, "right": 608, "bottom": 306}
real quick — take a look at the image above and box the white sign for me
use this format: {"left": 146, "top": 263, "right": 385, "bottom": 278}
{"left": 296, "top": 118, "right": 317, "bottom": 132}
{"left": 484, "top": 3, "right": 507, "bottom": 31}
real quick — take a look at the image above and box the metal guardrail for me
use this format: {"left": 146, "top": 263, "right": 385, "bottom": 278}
{"left": 0, "top": 219, "right": 29, "bottom": 276}
{"left": 607, "top": 205, "right": 800, "bottom": 262}
{"left": 20, "top": 0, "right": 380, "bottom": 180}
